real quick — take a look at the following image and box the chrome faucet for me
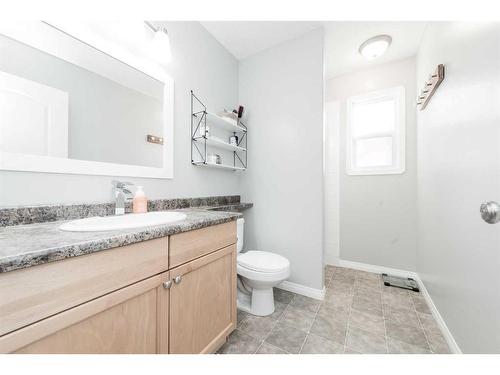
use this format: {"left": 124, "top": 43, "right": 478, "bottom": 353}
{"left": 112, "top": 180, "right": 134, "bottom": 215}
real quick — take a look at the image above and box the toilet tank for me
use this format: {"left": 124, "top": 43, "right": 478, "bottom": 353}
{"left": 236, "top": 218, "right": 244, "bottom": 253}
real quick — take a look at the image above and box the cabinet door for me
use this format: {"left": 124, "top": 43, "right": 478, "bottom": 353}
{"left": 1, "top": 272, "right": 170, "bottom": 354}
{"left": 169, "top": 245, "right": 237, "bottom": 354}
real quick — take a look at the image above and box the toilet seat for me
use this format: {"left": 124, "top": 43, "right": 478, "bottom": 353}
{"left": 237, "top": 251, "right": 290, "bottom": 282}
{"left": 238, "top": 251, "right": 289, "bottom": 273}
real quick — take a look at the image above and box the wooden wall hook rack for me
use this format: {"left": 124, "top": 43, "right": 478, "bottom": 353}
{"left": 417, "top": 64, "right": 445, "bottom": 110}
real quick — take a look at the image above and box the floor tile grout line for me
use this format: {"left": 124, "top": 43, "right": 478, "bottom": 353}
{"left": 237, "top": 300, "right": 289, "bottom": 353}
{"left": 329, "top": 267, "right": 355, "bottom": 352}
{"left": 298, "top": 292, "right": 322, "bottom": 354}
{"left": 259, "top": 295, "right": 309, "bottom": 354}
{"left": 229, "top": 328, "right": 267, "bottom": 354}
{"left": 254, "top": 305, "right": 288, "bottom": 354}
{"left": 342, "top": 273, "right": 356, "bottom": 353}
{"left": 411, "top": 292, "right": 434, "bottom": 354}
{"left": 280, "top": 293, "right": 321, "bottom": 353}
{"left": 347, "top": 270, "right": 387, "bottom": 353}
{"left": 379, "top": 275, "right": 391, "bottom": 354}
{"left": 253, "top": 300, "right": 289, "bottom": 353}
{"left": 264, "top": 342, "right": 291, "bottom": 354}
{"left": 297, "top": 333, "right": 309, "bottom": 354}
{"left": 382, "top": 288, "right": 436, "bottom": 353}
{"left": 343, "top": 305, "right": 352, "bottom": 352}
{"left": 381, "top": 294, "right": 390, "bottom": 354}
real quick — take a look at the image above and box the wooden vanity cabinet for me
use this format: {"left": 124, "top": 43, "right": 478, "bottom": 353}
{"left": 0, "top": 221, "right": 237, "bottom": 354}
{"left": 169, "top": 244, "right": 237, "bottom": 354}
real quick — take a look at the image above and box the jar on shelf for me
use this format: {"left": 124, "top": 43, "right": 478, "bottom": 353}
{"left": 199, "top": 124, "right": 210, "bottom": 137}
{"left": 229, "top": 132, "right": 239, "bottom": 146}
{"left": 207, "top": 153, "right": 221, "bottom": 165}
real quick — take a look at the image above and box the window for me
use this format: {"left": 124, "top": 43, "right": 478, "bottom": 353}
{"left": 346, "top": 86, "right": 405, "bottom": 175}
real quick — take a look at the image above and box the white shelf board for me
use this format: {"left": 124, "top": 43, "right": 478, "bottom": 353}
{"left": 194, "top": 136, "right": 247, "bottom": 153}
{"left": 193, "top": 162, "right": 246, "bottom": 171}
{"left": 206, "top": 112, "right": 246, "bottom": 133}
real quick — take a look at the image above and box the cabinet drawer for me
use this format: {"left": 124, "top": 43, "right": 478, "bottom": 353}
{"left": 0, "top": 237, "right": 168, "bottom": 337}
{"left": 169, "top": 221, "right": 237, "bottom": 268}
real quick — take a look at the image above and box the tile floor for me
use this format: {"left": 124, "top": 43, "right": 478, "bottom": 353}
{"left": 218, "top": 265, "right": 451, "bottom": 354}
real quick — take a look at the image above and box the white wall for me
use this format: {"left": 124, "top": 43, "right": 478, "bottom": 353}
{"left": 238, "top": 29, "right": 325, "bottom": 291}
{"left": 0, "top": 22, "right": 240, "bottom": 206}
{"left": 416, "top": 22, "right": 500, "bottom": 353}
{"left": 324, "top": 101, "right": 340, "bottom": 265}
{"left": 325, "top": 58, "right": 417, "bottom": 271}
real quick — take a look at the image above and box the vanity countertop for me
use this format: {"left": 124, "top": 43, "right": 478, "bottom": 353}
{"left": 0, "top": 207, "right": 245, "bottom": 274}
{"left": 206, "top": 202, "right": 253, "bottom": 212}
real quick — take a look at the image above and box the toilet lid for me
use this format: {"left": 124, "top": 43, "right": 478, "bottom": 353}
{"left": 238, "top": 251, "right": 290, "bottom": 273}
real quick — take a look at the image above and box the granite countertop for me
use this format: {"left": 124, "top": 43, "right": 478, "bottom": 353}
{"left": 0, "top": 207, "right": 244, "bottom": 274}
{"left": 206, "top": 203, "right": 253, "bottom": 212}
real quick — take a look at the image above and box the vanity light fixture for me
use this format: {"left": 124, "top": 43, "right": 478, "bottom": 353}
{"left": 145, "top": 21, "right": 172, "bottom": 63}
{"left": 359, "top": 35, "right": 392, "bottom": 60}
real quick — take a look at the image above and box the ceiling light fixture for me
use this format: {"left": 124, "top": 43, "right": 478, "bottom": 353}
{"left": 145, "top": 21, "right": 172, "bottom": 64}
{"left": 359, "top": 35, "right": 392, "bottom": 60}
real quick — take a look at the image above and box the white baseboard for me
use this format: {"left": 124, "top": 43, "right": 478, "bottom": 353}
{"left": 412, "top": 274, "right": 462, "bottom": 354}
{"left": 331, "top": 259, "right": 461, "bottom": 354}
{"left": 277, "top": 281, "right": 325, "bottom": 301}
{"left": 335, "top": 259, "right": 418, "bottom": 279}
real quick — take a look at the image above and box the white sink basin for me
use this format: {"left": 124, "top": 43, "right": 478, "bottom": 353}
{"left": 59, "top": 211, "right": 187, "bottom": 232}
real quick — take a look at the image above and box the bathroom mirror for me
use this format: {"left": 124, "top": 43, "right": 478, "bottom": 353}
{"left": 0, "top": 21, "right": 174, "bottom": 178}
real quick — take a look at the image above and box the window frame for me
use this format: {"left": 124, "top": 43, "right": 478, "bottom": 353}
{"left": 346, "top": 86, "right": 406, "bottom": 176}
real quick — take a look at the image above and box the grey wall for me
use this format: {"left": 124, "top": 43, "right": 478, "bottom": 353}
{"left": 0, "top": 22, "right": 240, "bottom": 206}
{"left": 238, "top": 29, "right": 325, "bottom": 291}
{"left": 326, "top": 58, "right": 418, "bottom": 271}
{"left": 416, "top": 22, "right": 500, "bottom": 353}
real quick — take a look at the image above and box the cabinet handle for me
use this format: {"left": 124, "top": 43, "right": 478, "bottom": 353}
{"left": 162, "top": 280, "right": 173, "bottom": 289}
{"left": 174, "top": 275, "right": 182, "bottom": 284}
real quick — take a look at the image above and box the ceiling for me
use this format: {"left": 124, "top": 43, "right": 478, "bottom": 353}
{"left": 199, "top": 21, "right": 427, "bottom": 79}
{"left": 323, "top": 22, "right": 427, "bottom": 78}
{"left": 199, "top": 21, "right": 322, "bottom": 60}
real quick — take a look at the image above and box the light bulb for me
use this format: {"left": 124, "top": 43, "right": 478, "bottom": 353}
{"left": 150, "top": 28, "right": 172, "bottom": 64}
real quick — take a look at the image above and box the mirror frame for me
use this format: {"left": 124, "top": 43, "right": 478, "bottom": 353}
{"left": 0, "top": 21, "right": 174, "bottom": 179}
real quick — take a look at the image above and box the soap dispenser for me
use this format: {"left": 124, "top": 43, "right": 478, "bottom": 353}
{"left": 133, "top": 186, "right": 148, "bottom": 214}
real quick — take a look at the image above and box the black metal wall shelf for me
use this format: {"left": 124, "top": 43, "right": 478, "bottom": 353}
{"left": 191, "top": 90, "right": 247, "bottom": 171}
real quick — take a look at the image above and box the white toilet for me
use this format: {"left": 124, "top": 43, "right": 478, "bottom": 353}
{"left": 236, "top": 218, "right": 290, "bottom": 316}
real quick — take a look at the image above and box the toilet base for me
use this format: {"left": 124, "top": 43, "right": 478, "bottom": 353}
{"left": 237, "top": 287, "right": 275, "bottom": 316}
